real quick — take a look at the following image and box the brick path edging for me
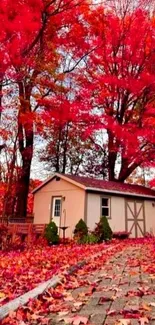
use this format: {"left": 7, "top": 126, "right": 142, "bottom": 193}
{"left": 0, "top": 244, "right": 120, "bottom": 320}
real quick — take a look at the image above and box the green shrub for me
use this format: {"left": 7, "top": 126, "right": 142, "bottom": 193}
{"left": 73, "top": 219, "right": 88, "bottom": 242}
{"left": 81, "top": 233, "right": 99, "bottom": 244}
{"left": 44, "top": 221, "right": 59, "bottom": 245}
{"left": 94, "top": 216, "right": 113, "bottom": 242}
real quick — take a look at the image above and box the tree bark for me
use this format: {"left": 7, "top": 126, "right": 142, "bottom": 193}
{"left": 107, "top": 131, "right": 117, "bottom": 181}
{"left": 118, "top": 157, "right": 141, "bottom": 182}
{"left": 2, "top": 136, "right": 18, "bottom": 217}
{"left": 15, "top": 81, "right": 34, "bottom": 218}
{"left": 15, "top": 140, "right": 33, "bottom": 217}
{"left": 62, "top": 123, "right": 69, "bottom": 174}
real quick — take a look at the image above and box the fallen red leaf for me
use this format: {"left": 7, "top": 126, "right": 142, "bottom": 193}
{"left": 59, "top": 315, "right": 88, "bottom": 325}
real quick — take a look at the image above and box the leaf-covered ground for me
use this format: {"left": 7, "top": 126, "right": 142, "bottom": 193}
{"left": 1, "top": 239, "right": 155, "bottom": 325}
{"left": 0, "top": 240, "right": 118, "bottom": 307}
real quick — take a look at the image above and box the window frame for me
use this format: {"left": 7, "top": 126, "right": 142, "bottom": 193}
{"left": 50, "top": 196, "right": 62, "bottom": 221}
{"left": 100, "top": 196, "right": 111, "bottom": 219}
{"left": 53, "top": 198, "right": 61, "bottom": 217}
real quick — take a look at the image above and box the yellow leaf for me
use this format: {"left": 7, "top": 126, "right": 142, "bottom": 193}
{"left": 115, "top": 319, "right": 131, "bottom": 325}
{"left": 0, "top": 292, "right": 5, "bottom": 298}
{"left": 141, "top": 302, "right": 151, "bottom": 311}
{"left": 129, "top": 271, "right": 138, "bottom": 276}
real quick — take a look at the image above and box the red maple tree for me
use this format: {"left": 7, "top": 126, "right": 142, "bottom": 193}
{"left": 72, "top": 1, "right": 155, "bottom": 181}
{"left": 0, "top": 0, "right": 91, "bottom": 218}
{"left": 1, "top": 0, "right": 155, "bottom": 218}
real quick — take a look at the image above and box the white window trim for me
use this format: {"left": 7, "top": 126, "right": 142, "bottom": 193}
{"left": 53, "top": 197, "right": 61, "bottom": 217}
{"left": 100, "top": 196, "right": 111, "bottom": 219}
{"left": 50, "top": 196, "right": 62, "bottom": 220}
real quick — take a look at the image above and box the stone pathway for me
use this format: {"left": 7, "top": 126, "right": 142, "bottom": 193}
{"left": 50, "top": 244, "right": 155, "bottom": 325}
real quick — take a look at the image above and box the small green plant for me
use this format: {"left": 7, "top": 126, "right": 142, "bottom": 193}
{"left": 73, "top": 219, "right": 88, "bottom": 242}
{"left": 44, "top": 221, "right": 59, "bottom": 245}
{"left": 81, "top": 233, "right": 99, "bottom": 244}
{"left": 94, "top": 216, "right": 113, "bottom": 242}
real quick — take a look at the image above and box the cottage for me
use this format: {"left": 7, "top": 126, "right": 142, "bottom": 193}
{"left": 32, "top": 173, "right": 155, "bottom": 238}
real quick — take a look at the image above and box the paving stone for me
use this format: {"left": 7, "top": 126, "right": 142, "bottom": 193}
{"left": 103, "top": 316, "right": 119, "bottom": 324}
{"left": 125, "top": 296, "right": 141, "bottom": 306}
{"left": 87, "top": 297, "right": 100, "bottom": 306}
{"left": 104, "top": 317, "right": 140, "bottom": 325}
{"left": 141, "top": 295, "right": 155, "bottom": 303}
{"left": 141, "top": 274, "right": 150, "bottom": 280}
{"left": 80, "top": 303, "right": 111, "bottom": 314}
{"left": 50, "top": 320, "right": 66, "bottom": 325}
{"left": 90, "top": 313, "right": 105, "bottom": 325}
{"left": 119, "top": 283, "right": 130, "bottom": 291}
{"left": 49, "top": 245, "right": 155, "bottom": 325}
{"left": 99, "top": 279, "right": 112, "bottom": 286}
{"left": 71, "top": 287, "right": 88, "bottom": 298}
{"left": 77, "top": 310, "right": 93, "bottom": 317}
{"left": 129, "top": 280, "right": 141, "bottom": 286}
{"left": 110, "top": 278, "right": 121, "bottom": 285}
{"left": 130, "top": 275, "right": 140, "bottom": 282}
{"left": 122, "top": 320, "right": 139, "bottom": 325}
{"left": 118, "top": 288, "right": 129, "bottom": 296}
{"left": 87, "top": 275, "right": 101, "bottom": 283}
{"left": 93, "top": 291, "right": 113, "bottom": 298}
{"left": 110, "top": 297, "right": 127, "bottom": 311}
{"left": 103, "top": 317, "right": 140, "bottom": 325}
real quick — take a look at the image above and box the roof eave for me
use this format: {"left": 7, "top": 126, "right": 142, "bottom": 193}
{"left": 32, "top": 174, "right": 56, "bottom": 194}
{"left": 86, "top": 187, "right": 155, "bottom": 199}
{"left": 57, "top": 174, "right": 86, "bottom": 190}
{"left": 32, "top": 173, "right": 86, "bottom": 194}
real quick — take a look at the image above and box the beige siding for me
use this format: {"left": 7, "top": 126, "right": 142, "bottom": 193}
{"left": 34, "top": 178, "right": 155, "bottom": 239}
{"left": 87, "top": 193, "right": 125, "bottom": 232}
{"left": 110, "top": 196, "right": 125, "bottom": 232}
{"left": 33, "top": 178, "right": 85, "bottom": 238}
{"left": 145, "top": 200, "right": 155, "bottom": 235}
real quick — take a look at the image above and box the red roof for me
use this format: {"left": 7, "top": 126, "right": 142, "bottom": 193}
{"left": 65, "top": 174, "right": 155, "bottom": 198}
{"left": 32, "top": 173, "right": 155, "bottom": 198}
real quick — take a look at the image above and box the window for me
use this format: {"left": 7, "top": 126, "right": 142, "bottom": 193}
{"left": 101, "top": 197, "right": 111, "bottom": 218}
{"left": 54, "top": 198, "right": 61, "bottom": 217}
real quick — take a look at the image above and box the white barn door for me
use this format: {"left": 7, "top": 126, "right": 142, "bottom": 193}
{"left": 125, "top": 200, "right": 146, "bottom": 238}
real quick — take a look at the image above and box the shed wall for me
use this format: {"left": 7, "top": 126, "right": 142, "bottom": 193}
{"left": 33, "top": 179, "right": 155, "bottom": 238}
{"left": 145, "top": 200, "right": 155, "bottom": 235}
{"left": 86, "top": 193, "right": 125, "bottom": 232}
{"left": 33, "top": 178, "right": 85, "bottom": 238}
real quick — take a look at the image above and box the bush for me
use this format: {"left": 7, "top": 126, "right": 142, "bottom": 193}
{"left": 73, "top": 219, "right": 88, "bottom": 242}
{"left": 44, "top": 221, "right": 59, "bottom": 245}
{"left": 94, "top": 216, "right": 113, "bottom": 242}
{"left": 80, "top": 233, "right": 99, "bottom": 244}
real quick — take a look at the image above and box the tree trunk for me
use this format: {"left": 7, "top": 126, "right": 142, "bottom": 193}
{"left": 15, "top": 148, "right": 33, "bottom": 217}
{"left": 62, "top": 123, "right": 69, "bottom": 174}
{"left": 15, "top": 81, "right": 34, "bottom": 218}
{"left": 2, "top": 136, "right": 18, "bottom": 217}
{"left": 118, "top": 159, "right": 140, "bottom": 182}
{"left": 107, "top": 131, "right": 117, "bottom": 181}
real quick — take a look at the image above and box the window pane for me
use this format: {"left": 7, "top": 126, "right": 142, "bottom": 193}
{"left": 54, "top": 199, "right": 61, "bottom": 217}
{"left": 102, "top": 198, "right": 109, "bottom": 207}
{"left": 102, "top": 207, "right": 109, "bottom": 217}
